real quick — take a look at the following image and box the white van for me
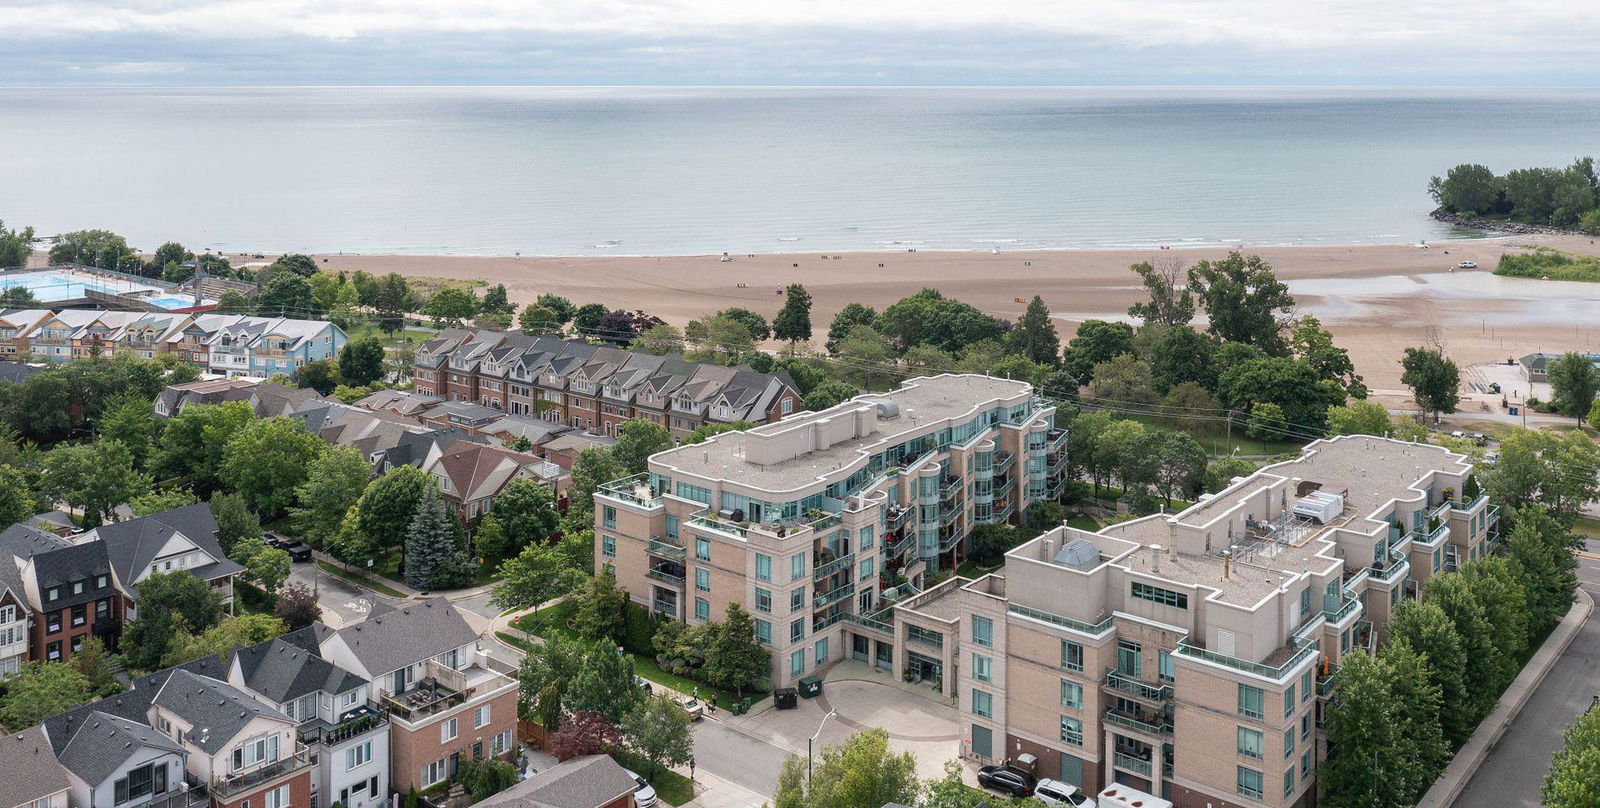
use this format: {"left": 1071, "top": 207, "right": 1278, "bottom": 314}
{"left": 1096, "top": 784, "right": 1173, "bottom": 808}
{"left": 1035, "top": 778, "right": 1096, "bottom": 807}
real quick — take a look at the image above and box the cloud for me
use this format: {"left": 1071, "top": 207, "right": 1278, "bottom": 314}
{"left": 1, "top": 0, "right": 1596, "bottom": 84}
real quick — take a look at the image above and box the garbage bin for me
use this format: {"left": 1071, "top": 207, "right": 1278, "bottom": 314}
{"left": 798, "top": 675, "right": 823, "bottom": 699}
{"left": 774, "top": 687, "right": 799, "bottom": 710}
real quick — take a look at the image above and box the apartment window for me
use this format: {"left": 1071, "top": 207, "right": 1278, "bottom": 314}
{"left": 815, "top": 638, "right": 829, "bottom": 665}
{"left": 973, "top": 654, "right": 992, "bottom": 683}
{"left": 1158, "top": 649, "right": 1174, "bottom": 682}
{"left": 790, "top": 619, "right": 805, "bottom": 642}
{"left": 790, "top": 650, "right": 805, "bottom": 677}
{"left": 695, "top": 597, "right": 710, "bottom": 621}
{"left": 755, "top": 587, "right": 772, "bottom": 613}
{"left": 695, "top": 569, "right": 711, "bottom": 592}
{"left": 341, "top": 691, "right": 360, "bottom": 709}
{"left": 46, "top": 641, "right": 61, "bottom": 661}
{"left": 1131, "top": 581, "right": 1189, "bottom": 609}
{"left": 1300, "top": 587, "right": 1312, "bottom": 617}
{"left": 1059, "top": 716, "right": 1083, "bottom": 746}
{"left": 491, "top": 731, "right": 513, "bottom": 756}
{"left": 1060, "top": 640, "right": 1083, "bottom": 672}
{"left": 1302, "top": 712, "right": 1312, "bottom": 742}
{"left": 475, "top": 704, "right": 492, "bottom": 729}
{"left": 972, "top": 616, "right": 993, "bottom": 647}
{"left": 1237, "top": 766, "right": 1264, "bottom": 800}
{"left": 696, "top": 538, "right": 711, "bottom": 562}
{"left": 1283, "top": 768, "right": 1296, "bottom": 798}
{"left": 96, "top": 600, "right": 109, "bottom": 618}
{"left": 1116, "top": 639, "right": 1142, "bottom": 678}
{"left": 756, "top": 554, "right": 772, "bottom": 582}
{"left": 114, "top": 762, "right": 168, "bottom": 805}
{"left": 71, "top": 604, "right": 86, "bottom": 627}
{"left": 1060, "top": 679, "right": 1082, "bottom": 709}
{"left": 1301, "top": 750, "right": 1313, "bottom": 778}
{"left": 790, "top": 588, "right": 806, "bottom": 611}
{"left": 1237, "top": 727, "right": 1264, "bottom": 760}
{"left": 859, "top": 558, "right": 874, "bottom": 581}
{"left": 347, "top": 741, "right": 372, "bottom": 770}
{"left": 1238, "top": 684, "right": 1264, "bottom": 719}
{"left": 665, "top": 515, "right": 679, "bottom": 540}
{"left": 1284, "top": 728, "right": 1296, "bottom": 759}
{"left": 859, "top": 526, "right": 873, "bottom": 550}
{"left": 441, "top": 717, "right": 458, "bottom": 742}
{"left": 790, "top": 554, "right": 806, "bottom": 581}
{"left": 72, "top": 580, "right": 84, "bottom": 595}
{"left": 602, "top": 505, "right": 616, "bottom": 529}
{"left": 46, "top": 587, "right": 58, "bottom": 603}
{"left": 422, "top": 759, "right": 447, "bottom": 787}
{"left": 1302, "top": 670, "right": 1313, "bottom": 703}
{"left": 755, "top": 619, "right": 772, "bottom": 644}
{"left": 47, "top": 613, "right": 61, "bottom": 634}
{"left": 71, "top": 635, "right": 83, "bottom": 653}
{"left": 602, "top": 535, "right": 616, "bottom": 558}
{"left": 1284, "top": 684, "right": 1296, "bottom": 717}
{"left": 972, "top": 689, "right": 993, "bottom": 719}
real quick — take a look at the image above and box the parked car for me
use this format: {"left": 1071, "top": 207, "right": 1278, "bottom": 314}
{"left": 1458, "top": 261, "right": 1478, "bottom": 269}
{"left": 265, "top": 533, "right": 292, "bottom": 550}
{"left": 676, "top": 696, "right": 704, "bottom": 721}
{"left": 622, "top": 768, "right": 658, "bottom": 808}
{"left": 1034, "top": 778, "right": 1096, "bottom": 807}
{"left": 282, "top": 541, "right": 313, "bottom": 562}
{"left": 977, "top": 765, "right": 1036, "bottom": 798}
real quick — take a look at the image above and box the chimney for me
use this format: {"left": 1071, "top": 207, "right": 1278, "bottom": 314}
{"left": 1222, "top": 550, "right": 1231, "bottom": 579}
{"left": 1149, "top": 544, "right": 1162, "bottom": 574}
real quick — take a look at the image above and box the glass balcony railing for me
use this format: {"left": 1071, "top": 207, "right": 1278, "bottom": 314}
{"left": 211, "top": 749, "right": 314, "bottom": 799}
{"left": 843, "top": 612, "right": 894, "bottom": 634}
{"left": 1103, "top": 668, "right": 1173, "bottom": 702}
{"left": 1174, "top": 637, "right": 1316, "bottom": 683}
{"left": 647, "top": 538, "right": 686, "bottom": 560}
{"left": 1369, "top": 555, "right": 1410, "bottom": 585}
{"left": 1048, "top": 429, "right": 1069, "bottom": 452}
{"left": 689, "top": 508, "right": 840, "bottom": 541}
{"left": 646, "top": 568, "right": 685, "bottom": 586}
{"left": 993, "top": 451, "right": 1016, "bottom": 475}
{"left": 1324, "top": 596, "right": 1361, "bottom": 625}
{"left": 813, "top": 582, "right": 855, "bottom": 610}
{"left": 596, "top": 473, "right": 662, "bottom": 508}
{"left": 1105, "top": 707, "right": 1173, "bottom": 736}
{"left": 1008, "top": 604, "right": 1113, "bottom": 637}
{"left": 297, "top": 705, "right": 387, "bottom": 746}
{"left": 1112, "top": 751, "right": 1154, "bottom": 777}
{"left": 813, "top": 553, "right": 856, "bottom": 581}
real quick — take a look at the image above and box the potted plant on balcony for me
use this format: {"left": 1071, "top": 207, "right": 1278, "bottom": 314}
{"left": 903, "top": 669, "right": 916, "bottom": 683}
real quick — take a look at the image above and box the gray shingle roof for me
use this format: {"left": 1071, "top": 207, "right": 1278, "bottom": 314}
{"left": 152, "top": 670, "right": 291, "bottom": 754}
{"left": 0, "top": 726, "right": 71, "bottom": 808}
{"left": 0, "top": 523, "right": 69, "bottom": 605}
{"left": 474, "top": 756, "right": 637, "bottom": 808}
{"left": 234, "top": 637, "right": 365, "bottom": 703}
{"left": 87, "top": 504, "right": 242, "bottom": 593}
{"left": 334, "top": 597, "right": 478, "bottom": 676}
{"left": 52, "top": 711, "right": 186, "bottom": 786}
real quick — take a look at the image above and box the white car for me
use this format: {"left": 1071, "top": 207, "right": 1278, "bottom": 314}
{"left": 1458, "top": 261, "right": 1478, "bottom": 269}
{"left": 623, "top": 768, "right": 658, "bottom": 808}
{"left": 1034, "top": 779, "right": 1096, "bottom": 807}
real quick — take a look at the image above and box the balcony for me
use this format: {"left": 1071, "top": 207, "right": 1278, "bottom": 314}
{"left": 939, "top": 506, "right": 963, "bottom": 527}
{"left": 382, "top": 660, "right": 512, "bottom": 724}
{"left": 211, "top": 748, "right": 314, "bottom": 799}
{"left": 843, "top": 612, "right": 894, "bottom": 635}
{"left": 646, "top": 567, "right": 685, "bottom": 586}
{"left": 1103, "top": 669, "right": 1172, "bottom": 702}
{"left": 1174, "top": 637, "right": 1317, "bottom": 683}
{"left": 595, "top": 473, "right": 663, "bottom": 510}
{"left": 1486, "top": 504, "right": 1501, "bottom": 526}
{"left": 144, "top": 782, "right": 209, "bottom": 808}
{"left": 1112, "top": 751, "right": 1153, "bottom": 778}
{"left": 298, "top": 704, "right": 387, "bottom": 746}
{"left": 688, "top": 508, "right": 840, "bottom": 542}
{"left": 1046, "top": 450, "right": 1068, "bottom": 475}
{"left": 887, "top": 532, "right": 917, "bottom": 557}
{"left": 1105, "top": 706, "right": 1173, "bottom": 736}
{"left": 1323, "top": 595, "right": 1361, "bottom": 625}
{"left": 993, "top": 451, "right": 1016, "bottom": 476}
{"left": 886, "top": 506, "right": 912, "bottom": 530}
{"left": 648, "top": 538, "right": 686, "bottom": 560}
{"left": 1007, "top": 604, "right": 1114, "bottom": 637}
{"left": 1047, "top": 429, "right": 1069, "bottom": 453}
{"left": 814, "top": 582, "right": 856, "bottom": 610}
{"left": 814, "top": 552, "right": 856, "bottom": 581}
{"left": 940, "top": 477, "right": 963, "bottom": 502}
{"left": 1368, "top": 555, "right": 1410, "bottom": 585}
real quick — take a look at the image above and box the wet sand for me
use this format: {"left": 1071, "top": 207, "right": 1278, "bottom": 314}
{"left": 308, "top": 235, "right": 1600, "bottom": 391}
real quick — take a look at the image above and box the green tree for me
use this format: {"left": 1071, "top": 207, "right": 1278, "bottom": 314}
{"left": 1202, "top": 455, "right": 1257, "bottom": 493}
{"left": 613, "top": 419, "right": 673, "bottom": 475}
{"left": 685, "top": 314, "right": 756, "bottom": 362}
{"left": 877, "top": 288, "right": 1004, "bottom": 355}
{"left": 373, "top": 273, "right": 413, "bottom": 334}
{"left": 480, "top": 283, "right": 515, "bottom": 315}
{"left": 1127, "top": 258, "right": 1196, "bottom": 326}
{"left": 1061, "top": 319, "right": 1134, "bottom": 385}
{"left": 565, "top": 639, "right": 640, "bottom": 722}
{"left": 1006, "top": 295, "right": 1060, "bottom": 365}
{"left": 1152, "top": 429, "right": 1207, "bottom": 502}
{"left": 1382, "top": 641, "right": 1452, "bottom": 799}
{"left": 404, "top": 486, "right": 472, "bottom": 590}
{"left": 163, "top": 614, "right": 286, "bottom": 666}
{"left": 570, "top": 570, "right": 629, "bottom": 643}
{"left": 572, "top": 303, "right": 609, "bottom": 335}
{"left": 257, "top": 272, "right": 320, "bottom": 317}
{"left": 1325, "top": 400, "right": 1393, "bottom": 437}
{"left": 1503, "top": 505, "right": 1579, "bottom": 631}
{"left": 825, "top": 303, "right": 877, "bottom": 354}
{"left": 1423, "top": 572, "right": 1501, "bottom": 726}
{"left": 0, "top": 220, "right": 34, "bottom": 268}
{"left": 271, "top": 254, "right": 319, "bottom": 277}
{"left": 1148, "top": 325, "right": 1217, "bottom": 395}
{"left": 703, "top": 604, "right": 771, "bottom": 697}
{"left": 1320, "top": 651, "right": 1412, "bottom": 808}
{"left": 1543, "top": 706, "right": 1600, "bottom": 808}
{"left": 0, "top": 286, "right": 40, "bottom": 307}
{"left": 294, "top": 360, "right": 340, "bottom": 395}
{"left": 1460, "top": 557, "right": 1531, "bottom": 688}
{"left": 803, "top": 380, "right": 859, "bottom": 412}
{"left": 1428, "top": 163, "right": 1501, "bottom": 215}
{"left": 122, "top": 570, "right": 223, "bottom": 671}
{"left": 833, "top": 325, "right": 897, "bottom": 389}
{"left": 68, "top": 636, "right": 124, "bottom": 698}
{"left": 1400, "top": 347, "right": 1460, "bottom": 422}
{"left": 491, "top": 541, "right": 583, "bottom": 611}
{"left": 231, "top": 536, "right": 292, "bottom": 593}
{"left": 489, "top": 477, "right": 562, "bottom": 549}
{"left": 717, "top": 307, "right": 771, "bottom": 340}
{"left": 424, "top": 287, "right": 480, "bottom": 327}
{"left": 209, "top": 491, "right": 261, "bottom": 555}
{"left": 536, "top": 294, "right": 576, "bottom": 323}
{"left": 1246, "top": 402, "right": 1289, "bottom": 441}
{"left": 1388, "top": 599, "right": 1473, "bottom": 748}
{"left": 0, "top": 465, "right": 36, "bottom": 526}
{"left": 969, "top": 523, "right": 1020, "bottom": 566}
{"left": 292, "top": 446, "right": 372, "bottom": 544}
{"left": 1219, "top": 356, "right": 1346, "bottom": 434}
{"left": 517, "top": 635, "right": 586, "bottom": 728}
{"left": 0, "top": 662, "right": 92, "bottom": 731}
{"left": 1187, "top": 252, "right": 1295, "bottom": 353}
{"left": 48, "top": 229, "right": 135, "bottom": 271}
{"left": 153, "top": 401, "right": 254, "bottom": 491}
{"left": 631, "top": 323, "right": 684, "bottom": 354}
{"left": 1548, "top": 352, "right": 1600, "bottom": 421}
{"left": 129, "top": 488, "right": 200, "bottom": 517}
{"left": 98, "top": 393, "right": 157, "bottom": 467}
{"left": 772, "top": 728, "right": 918, "bottom": 808}
{"left": 621, "top": 694, "right": 695, "bottom": 780}
{"left": 357, "top": 465, "right": 433, "bottom": 552}
{"left": 339, "top": 336, "right": 387, "bottom": 386}
{"left": 471, "top": 514, "right": 513, "bottom": 562}
{"left": 222, "top": 417, "right": 325, "bottom": 517}
{"left": 42, "top": 440, "right": 149, "bottom": 527}
{"left": 1088, "top": 353, "right": 1154, "bottom": 406}
{"left": 151, "top": 241, "right": 193, "bottom": 275}
{"left": 684, "top": 420, "right": 756, "bottom": 445}
{"left": 563, "top": 447, "right": 624, "bottom": 535}
{"left": 1484, "top": 428, "right": 1600, "bottom": 521}
{"left": 330, "top": 505, "right": 380, "bottom": 567}
{"left": 518, "top": 303, "right": 563, "bottom": 335}
{"left": 774, "top": 283, "right": 814, "bottom": 344}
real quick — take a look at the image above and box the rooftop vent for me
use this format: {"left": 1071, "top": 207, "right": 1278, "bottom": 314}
{"left": 1052, "top": 538, "right": 1099, "bottom": 571}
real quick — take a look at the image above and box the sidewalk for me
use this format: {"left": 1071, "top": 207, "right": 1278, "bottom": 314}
{"left": 310, "top": 549, "right": 501, "bottom": 601}
{"left": 679, "top": 768, "right": 766, "bottom": 808}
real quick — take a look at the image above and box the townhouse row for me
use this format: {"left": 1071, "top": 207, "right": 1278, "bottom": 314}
{"left": 411, "top": 328, "right": 802, "bottom": 440}
{"left": 0, "top": 308, "right": 345, "bottom": 378}
{"left": 7, "top": 597, "right": 517, "bottom": 808}
{"left": 593, "top": 374, "right": 1070, "bottom": 690}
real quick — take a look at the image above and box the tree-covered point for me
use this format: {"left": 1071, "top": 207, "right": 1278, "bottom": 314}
{"left": 1429, "top": 159, "right": 1600, "bottom": 231}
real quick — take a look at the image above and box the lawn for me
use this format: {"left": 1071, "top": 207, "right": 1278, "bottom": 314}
{"left": 614, "top": 750, "right": 695, "bottom": 806}
{"left": 1114, "top": 412, "right": 1304, "bottom": 457}
{"left": 512, "top": 605, "right": 753, "bottom": 708}
{"left": 1573, "top": 516, "right": 1600, "bottom": 541}
{"left": 369, "top": 550, "right": 499, "bottom": 591}
{"left": 316, "top": 561, "right": 409, "bottom": 599}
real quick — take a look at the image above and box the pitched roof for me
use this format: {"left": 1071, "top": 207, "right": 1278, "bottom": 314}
{"left": 234, "top": 637, "right": 365, "bottom": 703}
{"left": 50, "top": 711, "right": 186, "bottom": 786}
{"left": 0, "top": 725, "right": 71, "bottom": 808}
{"left": 0, "top": 523, "right": 70, "bottom": 608}
{"left": 153, "top": 669, "right": 291, "bottom": 754}
{"left": 427, "top": 442, "right": 562, "bottom": 502}
{"left": 333, "top": 597, "right": 478, "bottom": 676}
{"left": 474, "top": 755, "right": 638, "bottom": 808}
{"left": 0, "top": 361, "right": 47, "bottom": 384}
{"left": 85, "top": 503, "right": 242, "bottom": 592}
{"left": 30, "top": 541, "right": 115, "bottom": 609}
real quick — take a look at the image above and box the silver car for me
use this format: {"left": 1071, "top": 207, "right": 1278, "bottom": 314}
{"left": 622, "top": 768, "right": 658, "bottom": 808}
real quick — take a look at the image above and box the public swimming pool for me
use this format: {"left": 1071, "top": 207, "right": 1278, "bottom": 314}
{"left": 0, "top": 269, "right": 211, "bottom": 310}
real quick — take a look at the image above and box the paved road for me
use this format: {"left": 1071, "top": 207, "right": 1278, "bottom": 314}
{"left": 1454, "top": 556, "right": 1600, "bottom": 808}
{"left": 289, "top": 561, "right": 392, "bottom": 628}
{"left": 691, "top": 718, "right": 796, "bottom": 797}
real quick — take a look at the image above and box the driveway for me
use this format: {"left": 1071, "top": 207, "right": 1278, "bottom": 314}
{"left": 288, "top": 562, "right": 393, "bottom": 628}
{"left": 1453, "top": 556, "right": 1600, "bottom": 808}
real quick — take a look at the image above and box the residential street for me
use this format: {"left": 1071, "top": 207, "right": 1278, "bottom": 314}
{"left": 287, "top": 561, "right": 388, "bottom": 628}
{"left": 1454, "top": 555, "right": 1600, "bottom": 808}
{"left": 691, "top": 719, "right": 796, "bottom": 797}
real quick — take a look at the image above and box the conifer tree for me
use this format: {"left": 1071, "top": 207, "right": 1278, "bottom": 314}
{"left": 1007, "top": 295, "right": 1061, "bottom": 365}
{"left": 405, "top": 486, "right": 469, "bottom": 590}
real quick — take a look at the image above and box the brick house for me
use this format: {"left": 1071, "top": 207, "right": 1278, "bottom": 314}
{"left": 0, "top": 523, "right": 122, "bottom": 671}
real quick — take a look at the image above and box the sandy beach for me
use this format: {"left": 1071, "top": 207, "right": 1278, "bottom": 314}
{"left": 310, "top": 236, "right": 1600, "bottom": 392}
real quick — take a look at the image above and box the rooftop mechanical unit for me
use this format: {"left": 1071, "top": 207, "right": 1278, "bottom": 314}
{"left": 1291, "top": 490, "right": 1345, "bottom": 524}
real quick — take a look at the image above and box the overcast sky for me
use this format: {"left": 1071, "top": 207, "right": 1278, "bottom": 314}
{"left": 4, "top": 0, "right": 1598, "bottom": 85}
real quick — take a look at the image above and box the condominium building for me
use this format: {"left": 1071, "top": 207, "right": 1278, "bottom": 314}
{"left": 412, "top": 330, "right": 802, "bottom": 439}
{"left": 593, "top": 374, "right": 1066, "bottom": 688}
{"left": 868, "top": 435, "right": 1497, "bottom": 808}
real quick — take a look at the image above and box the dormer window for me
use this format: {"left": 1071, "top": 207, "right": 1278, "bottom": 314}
{"left": 46, "top": 587, "right": 59, "bottom": 602}
{"left": 72, "top": 580, "right": 84, "bottom": 595}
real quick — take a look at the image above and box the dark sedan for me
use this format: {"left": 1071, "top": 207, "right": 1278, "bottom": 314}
{"left": 977, "top": 765, "right": 1036, "bottom": 798}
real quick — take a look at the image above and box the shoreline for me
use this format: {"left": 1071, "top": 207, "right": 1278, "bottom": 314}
{"left": 301, "top": 234, "right": 1600, "bottom": 394}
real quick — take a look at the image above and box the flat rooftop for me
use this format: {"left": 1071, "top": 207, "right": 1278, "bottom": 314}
{"left": 651, "top": 374, "right": 1035, "bottom": 495}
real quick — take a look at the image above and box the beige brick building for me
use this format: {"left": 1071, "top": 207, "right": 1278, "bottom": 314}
{"left": 883, "top": 435, "right": 1499, "bottom": 808}
{"left": 593, "top": 374, "right": 1066, "bottom": 688}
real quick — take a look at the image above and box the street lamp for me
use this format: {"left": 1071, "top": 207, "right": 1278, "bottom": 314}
{"left": 808, "top": 709, "right": 837, "bottom": 783}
